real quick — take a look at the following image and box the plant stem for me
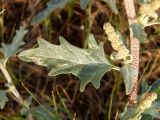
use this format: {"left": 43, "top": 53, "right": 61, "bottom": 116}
{"left": 0, "top": 63, "right": 23, "bottom": 104}
{"left": 22, "top": 83, "right": 56, "bottom": 119}
{"left": 84, "top": 0, "right": 92, "bottom": 48}
{"left": 112, "top": 66, "right": 120, "bottom": 71}
{"left": 124, "top": 0, "right": 140, "bottom": 106}
{"left": 108, "top": 77, "right": 116, "bottom": 120}
{"left": 0, "top": 4, "right": 4, "bottom": 42}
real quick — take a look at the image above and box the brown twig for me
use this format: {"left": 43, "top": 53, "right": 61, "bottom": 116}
{"left": 124, "top": 0, "right": 140, "bottom": 106}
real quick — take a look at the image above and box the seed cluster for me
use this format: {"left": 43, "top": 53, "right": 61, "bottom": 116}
{"left": 129, "top": 92, "right": 157, "bottom": 120}
{"left": 139, "top": 92, "right": 157, "bottom": 111}
{"left": 138, "top": 0, "right": 160, "bottom": 26}
{"left": 103, "top": 22, "right": 131, "bottom": 63}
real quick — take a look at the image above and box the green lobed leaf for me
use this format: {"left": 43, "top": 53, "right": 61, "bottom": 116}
{"left": 31, "top": 0, "right": 70, "bottom": 25}
{"left": 120, "top": 64, "right": 138, "bottom": 95}
{"left": 121, "top": 79, "right": 160, "bottom": 120}
{"left": 29, "top": 104, "right": 55, "bottom": 120}
{"left": 155, "top": 87, "right": 160, "bottom": 100}
{"left": 141, "top": 79, "right": 160, "bottom": 100}
{"left": 20, "top": 96, "right": 32, "bottom": 116}
{"left": 0, "top": 90, "right": 9, "bottom": 109}
{"left": 150, "top": 79, "right": 160, "bottom": 92}
{"left": 0, "top": 26, "right": 28, "bottom": 59}
{"left": 149, "top": 79, "right": 160, "bottom": 101}
{"left": 80, "top": 0, "right": 90, "bottom": 9}
{"left": 141, "top": 114, "right": 153, "bottom": 120}
{"left": 138, "top": 0, "right": 151, "bottom": 4}
{"left": 101, "top": 0, "right": 118, "bottom": 14}
{"left": 130, "top": 23, "right": 148, "bottom": 43}
{"left": 18, "top": 34, "right": 116, "bottom": 92}
{"left": 88, "top": 33, "right": 99, "bottom": 49}
{"left": 143, "top": 101, "right": 160, "bottom": 119}
{"left": 119, "top": 104, "right": 136, "bottom": 120}
{"left": 140, "top": 80, "right": 150, "bottom": 94}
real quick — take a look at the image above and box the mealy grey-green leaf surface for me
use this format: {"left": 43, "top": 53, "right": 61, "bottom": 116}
{"left": 0, "top": 90, "right": 9, "bottom": 109}
{"left": 29, "top": 104, "right": 55, "bottom": 120}
{"left": 141, "top": 114, "right": 153, "bottom": 120}
{"left": 101, "top": 0, "right": 118, "bottom": 14}
{"left": 18, "top": 34, "right": 115, "bottom": 91}
{"left": 140, "top": 80, "right": 150, "bottom": 94}
{"left": 150, "top": 79, "right": 160, "bottom": 92}
{"left": 138, "top": 0, "right": 151, "bottom": 4}
{"left": 31, "top": 0, "right": 118, "bottom": 25}
{"left": 119, "top": 103, "right": 136, "bottom": 120}
{"left": 80, "top": 0, "right": 90, "bottom": 9}
{"left": 120, "top": 64, "right": 138, "bottom": 95}
{"left": 0, "top": 26, "right": 28, "bottom": 59}
{"left": 143, "top": 101, "right": 160, "bottom": 119}
{"left": 31, "top": 0, "right": 70, "bottom": 25}
{"left": 130, "top": 23, "right": 148, "bottom": 43}
{"left": 80, "top": 0, "right": 118, "bottom": 12}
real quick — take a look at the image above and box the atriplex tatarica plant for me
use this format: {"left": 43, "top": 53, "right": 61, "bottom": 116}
{"left": 1, "top": 0, "right": 160, "bottom": 119}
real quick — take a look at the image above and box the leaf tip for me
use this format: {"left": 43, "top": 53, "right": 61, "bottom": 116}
{"left": 92, "top": 80, "right": 100, "bottom": 89}
{"left": 59, "top": 36, "right": 66, "bottom": 44}
{"left": 18, "top": 50, "right": 34, "bottom": 62}
{"left": 80, "top": 86, "right": 85, "bottom": 92}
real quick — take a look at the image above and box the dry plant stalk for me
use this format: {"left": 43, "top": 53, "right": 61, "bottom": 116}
{"left": 124, "top": 0, "right": 140, "bottom": 106}
{"left": 0, "top": 63, "right": 34, "bottom": 120}
{"left": 0, "top": 63, "right": 23, "bottom": 104}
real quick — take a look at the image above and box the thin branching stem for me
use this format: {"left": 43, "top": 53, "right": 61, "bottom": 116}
{"left": 0, "top": 63, "right": 23, "bottom": 104}
{"left": 124, "top": 0, "right": 140, "bottom": 106}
